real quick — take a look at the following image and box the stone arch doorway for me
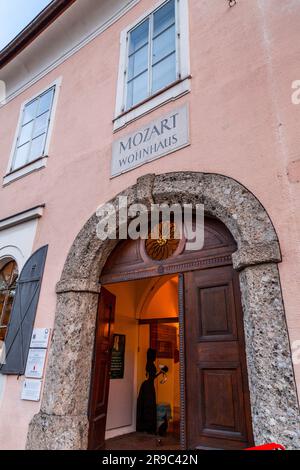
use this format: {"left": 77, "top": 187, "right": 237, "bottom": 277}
{"left": 27, "top": 172, "right": 300, "bottom": 450}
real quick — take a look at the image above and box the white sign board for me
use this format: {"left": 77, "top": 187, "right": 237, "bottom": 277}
{"left": 111, "top": 104, "right": 189, "bottom": 177}
{"left": 30, "top": 328, "right": 50, "bottom": 349}
{"left": 21, "top": 379, "right": 42, "bottom": 402}
{"left": 25, "top": 349, "right": 47, "bottom": 379}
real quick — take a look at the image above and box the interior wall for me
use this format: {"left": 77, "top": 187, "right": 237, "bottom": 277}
{"left": 140, "top": 277, "right": 178, "bottom": 319}
{"left": 105, "top": 281, "right": 138, "bottom": 439}
{"left": 105, "top": 275, "right": 179, "bottom": 440}
{"left": 136, "top": 325, "right": 179, "bottom": 409}
{"left": 154, "top": 324, "right": 180, "bottom": 428}
{"left": 137, "top": 276, "right": 180, "bottom": 431}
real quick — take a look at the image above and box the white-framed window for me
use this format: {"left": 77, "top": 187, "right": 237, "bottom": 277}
{"left": 114, "top": 0, "right": 190, "bottom": 130}
{"left": 4, "top": 78, "right": 62, "bottom": 186}
{"left": 126, "top": 0, "right": 177, "bottom": 109}
{"left": 11, "top": 86, "right": 55, "bottom": 172}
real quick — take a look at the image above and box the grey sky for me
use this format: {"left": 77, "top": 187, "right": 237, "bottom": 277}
{"left": 0, "top": 0, "right": 52, "bottom": 50}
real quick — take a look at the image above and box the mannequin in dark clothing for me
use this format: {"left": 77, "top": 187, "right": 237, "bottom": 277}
{"left": 136, "top": 348, "right": 168, "bottom": 434}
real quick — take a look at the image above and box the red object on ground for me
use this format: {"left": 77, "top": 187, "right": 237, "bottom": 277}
{"left": 245, "top": 443, "right": 285, "bottom": 451}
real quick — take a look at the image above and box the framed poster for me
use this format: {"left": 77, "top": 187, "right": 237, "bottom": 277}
{"left": 110, "top": 334, "right": 125, "bottom": 379}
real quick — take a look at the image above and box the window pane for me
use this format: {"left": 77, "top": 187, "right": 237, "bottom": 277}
{"left": 0, "top": 277, "right": 6, "bottom": 291}
{"left": 13, "top": 142, "right": 30, "bottom": 169}
{"left": 18, "top": 121, "right": 34, "bottom": 146}
{"left": 127, "top": 71, "right": 148, "bottom": 108}
{"left": 128, "top": 44, "right": 148, "bottom": 80}
{"left": 29, "top": 134, "right": 45, "bottom": 161}
{"left": 23, "top": 99, "right": 38, "bottom": 124}
{"left": 33, "top": 112, "right": 49, "bottom": 138}
{"left": 0, "top": 260, "right": 18, "bottom": 342}
{"left": 37, "top": 88, "right": 54, "bottom": 116}
{"left": 153, "top": 0, "right": 175, "bottom": 37}
{"left": 152, "top": 24, "right": 175, "bottom": 65}
{"left": 0, "top": 294, "right": 4, "bottom": 315}
{"left": 129, "top": 19, "right": 149, "bottom": 54}
{"left": 1, "top": 262, "right": 15, "bottom": 285}
{"left": 13, "top": 86, "right": 55, "bottom": 169}
{"left": 0, "top": 326, "right": 6, "bottom": 342}
{"left": 152, "top": 52, "right": 176, "bottom": 93}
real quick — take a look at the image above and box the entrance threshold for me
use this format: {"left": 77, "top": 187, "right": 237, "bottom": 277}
{"left": 105, "top": 432, "right": 181, "bottom": 451}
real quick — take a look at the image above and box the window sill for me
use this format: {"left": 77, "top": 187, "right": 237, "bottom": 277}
{"left": 3, "top": 156, "right": 48, "bottom": 186}
{"left": 113, "top": 76, "right": 191, "bottom": 132}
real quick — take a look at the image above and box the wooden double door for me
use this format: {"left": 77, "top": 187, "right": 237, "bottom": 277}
{"left": 88, "top": 288, "right": 116, "bottom": 450}
{"left": 88, "top": 264, "right": 253, "bottom": 450}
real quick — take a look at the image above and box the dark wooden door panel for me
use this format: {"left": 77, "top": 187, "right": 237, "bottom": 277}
{"left": 199, "top": 283, "right": 237, "bottom": 341}
{"left": 94, "top": 358, "right": 110, "bottom": 408}
{"left": 199, "top": 363, "right": 247, "bottom": 440}
{"left": 88, "top": 288, "right": 116, "bottom": 450}
{"left": 198, "top": 342, "right": 239, "bottom": 363}
{"left": 184, "top": 266, "right": 253, "bottom": 449}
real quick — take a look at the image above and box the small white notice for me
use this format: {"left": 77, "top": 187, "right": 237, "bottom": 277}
{"left": 21, "top": 379, "right": 42, "bottom": 402}
{"left": 25, "top": 349, "right": 47, "bottom": 379}
{"left": 30, "top": 328, "right": 50, "bottom": 349}
{"left": 111, "top": 104, "right": 189, "bottom": 177}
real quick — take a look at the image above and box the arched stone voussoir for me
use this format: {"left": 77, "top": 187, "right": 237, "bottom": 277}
{"left": 60, "top": 176, "right": 158, "bottom": 283}
{"left": 61, "top": 172, "right": 281, "bottom": 282}
{"left": 152, "top": 172, "right": 280, "bottom": 252}
{"left": 60, "top": 183, "right": 139, "bottom": 282}
{"left": 232, "top": 241, "right": 281, "bottom": 271}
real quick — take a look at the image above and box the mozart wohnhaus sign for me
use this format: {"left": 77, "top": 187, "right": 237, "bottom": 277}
{"left": 111, "top": 105, "right": 189, "bottom": 177}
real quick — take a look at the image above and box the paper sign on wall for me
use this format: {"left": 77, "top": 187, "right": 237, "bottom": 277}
{"left": 25, "top": 349, "right": 47, "bottom": 379}
{"left": 21, "top": 379, "right": 42, "bottom": 402}
{"left": 30, "top": 328, "right": 50, "bottom": 349}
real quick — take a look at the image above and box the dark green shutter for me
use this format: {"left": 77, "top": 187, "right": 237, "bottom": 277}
{"left": 0, "top": 245, "right": 48, "bottom": 375}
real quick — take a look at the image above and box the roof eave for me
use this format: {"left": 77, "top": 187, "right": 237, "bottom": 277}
{"left": 0, "top": 0, "right": 76, "bottom": 70}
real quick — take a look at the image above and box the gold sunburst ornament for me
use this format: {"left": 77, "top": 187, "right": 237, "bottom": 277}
{"left": 145, "top": 221, "right": 181, "bottom": 261}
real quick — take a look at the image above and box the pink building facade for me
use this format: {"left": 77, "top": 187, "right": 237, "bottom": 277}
{"left": 0, "top": 0, "right": 300, "bottom": 450}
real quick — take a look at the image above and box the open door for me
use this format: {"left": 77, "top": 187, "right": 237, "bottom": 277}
{"left": 184, "top": 266, "right": 254, "bottom": 449}
{"left": 88, "top": 287, "right": 116, "bottom": 450}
